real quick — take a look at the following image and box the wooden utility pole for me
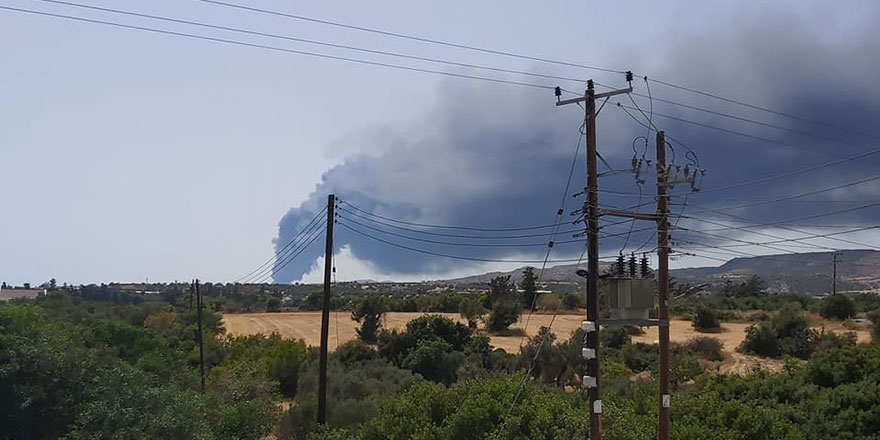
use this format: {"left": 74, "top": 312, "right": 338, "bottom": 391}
{"left": 832, "top": 251, "right": 840, "bottom": 295}
{"left": 317, "top": 194, "right": 335, "bottom": 425}
{"left": 583, "top": 81, "right": 603, "bottom": 439}
{"left": 195, "top": 279, "right": 206, "bottom": 393}
{"left": 656, "top": 131, "right": 671, "bottom": 440}
{"left": 556, "top": 77, "right": 633, "bottom": 440}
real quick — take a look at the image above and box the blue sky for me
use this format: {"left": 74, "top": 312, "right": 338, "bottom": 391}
{"left": 2, "top": 0, "right": 878, "bottom": 285}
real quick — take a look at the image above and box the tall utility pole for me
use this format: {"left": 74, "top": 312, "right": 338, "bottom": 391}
{"left": 584, "top": 80, "right": 602, "bottom": 439}
{"left": 557, "top": 78, "right": 632, "bottom": 440}
{"left": 317, "top": 194, "right": 335, "bottom": 425}
{"left": 832, "top": 251, "right": 840, "bottom": 295}
{"left": 195, "top": 279, "right": 205, "bottom": 393}
{"left": 656, "top": 131, "right": 671, "bottom": 440}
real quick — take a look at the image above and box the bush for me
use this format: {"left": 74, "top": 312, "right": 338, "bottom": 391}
{"left": 266, "top": 297, "right": 282, "bottom": 312}
{"left": 741, "top": 323, "right": 781, "bottom": 357}
{"left": 681, "top": 336, "right": 724, "bottom": 361}
{"left": 600, "top": 326, "right": 631, "bottom": 350}
{"left": 562, "top": 293, "right": 581, "bottom": 310}
{"left": 819, "top": 294, "right": 855, "bottom": 320}
{"left": 691, "top": 306, "right": 720, "bottom": 332}
{"left": 536, "top": 294, "right": 561, "bottom": 311}
{"left": 357, "top": 377, "right": 589, "bottom": 440}
{"left": 739, "top": 308, "right": 848, "bottom": 359}
{"left": 622, "top": 343, "right": 657, "bottom": 372}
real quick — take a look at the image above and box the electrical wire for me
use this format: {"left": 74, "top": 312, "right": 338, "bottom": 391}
{"left": 337, "top": 214, "right": 586, "bottom": 248}
{"left": 192, "top": 0, "right": 875, "bottom": 145}
{"left": 338, "top": 222, "right": 613, "bottom": 264}
{"left": 338, "top": 199, "right": 571, "bottom": 231}
{"left": 189, "top": 0, "right": 627, "bottom": 75}
{"left": 249, "top": 224, "right": 328, "bottom": 284}
{"left": 338, "top": 206, "right": 583, "bottom": 239}
{"left": 234, "top": 207, "right": 326, "bottom": 282}
{"left": 0, "top": 5, "right": 561, "bottom": 91}
{"left": 28, "top": 0, "right": 589, "bottom": 87}
{"left": 688, "top": 177, "right": 880, "bottom": 215}
{"left": 644, "top": 77, "right": 879, "bottom": 142}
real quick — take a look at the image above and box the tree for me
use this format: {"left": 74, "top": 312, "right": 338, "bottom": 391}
{"left": 520, "top": 266, "right": 538, "bottom": 311}
{"left": 562, "top": 293, "right": 581, "bottom": 310}
{"left": 819, "top": 294, "right": 855, "bottom": 320}
{"left": 692, "top": 305, "right": 720, "bottom": 332}
{"left": 728, "top": 275, "right": 766, "bottom": 297}
{"left": 266, "top": 297, "right": 282, "bottom": 313}
{"left": 301, "top": 291, "right": 323, "bottom": 311}
{"left": 352, "top": 296, "right": 387, "bottom": 344}
{"left": 486, "top": 276, "right": 520, "bottom": 332}
{"left": 458, "top": 297, "right": 484, "bottom": 328}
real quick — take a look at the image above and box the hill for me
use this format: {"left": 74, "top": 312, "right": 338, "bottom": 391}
{"left": 444, "top": 250, "right": 880, "bottom": 295}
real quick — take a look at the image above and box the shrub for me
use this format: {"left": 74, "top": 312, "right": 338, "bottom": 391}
{"left": 819, "top": 294, "right": 855, "bottom": 320}
{"left": 622, "top": 343, "right": 657, "bottom": 372}
{"left": 741, "top": 323, "right": 782, "bottom": 358}
{"left": 561, "top": 293, "right": 581, "bottom": 310}
{"left": 536, "top": 294, "right": 561, "bottom": 311}
{"left": 739, "top": 308, "right": 845, "bottom": 359}
{"left": 682, "top": 336, "right": 724, "bottom": 361}
{"left": 266, "top": 297, "right": 282, "bottom": 312}
{"left": 600, "top": 326, "right": 632, "bottom": 350}
{"left": 691, "top": 306, "right": 720, "bottom": 332}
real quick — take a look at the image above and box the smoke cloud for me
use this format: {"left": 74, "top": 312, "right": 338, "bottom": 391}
{"left": 273, "top": 7, "right": 880, "bottom": 282}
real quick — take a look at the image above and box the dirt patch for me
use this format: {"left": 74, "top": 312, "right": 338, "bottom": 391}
{"left": 223, "top": 312, "right": 872, "bottom": 370}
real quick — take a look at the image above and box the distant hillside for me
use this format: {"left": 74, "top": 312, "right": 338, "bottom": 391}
{"left": 671, "top": 249, "right": 880, "bottom": 294}
{"left": 445, "top": 261, "right": 612, "bottom": 285}
{"left": 444, "top": 250, "right": 880, "bottom": 295}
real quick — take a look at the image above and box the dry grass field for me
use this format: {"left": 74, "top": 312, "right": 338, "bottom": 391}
{"left": 223, "top": 311, "right": 871, "bottom": 370}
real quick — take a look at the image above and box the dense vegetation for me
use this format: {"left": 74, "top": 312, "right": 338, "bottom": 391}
{"left": 6, "top": 277, "right": 880, "bottom": 439}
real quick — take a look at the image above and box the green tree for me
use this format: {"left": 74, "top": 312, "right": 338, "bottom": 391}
{"left": 561, "top": 292, "right": 581, "bottom": 310}
{"left": 266, "top": 297, "right": 282, "bottom": 312}
{"left": 819, "top": 294, "right": 855, "bottom": 320}
{"left": 485, "top": 276, "right": 520, "bottom": 332}
{"left": 520, "top": 266, "right": 538, "bottom": 311}
{"left": 691, "top": 305, "right": 720, "bottom": 331}
{"left": 352, "top": 296, "right": 387, "bottom": 344}
{"left": 458, "top": 296, "right": 485, "bottom": 328}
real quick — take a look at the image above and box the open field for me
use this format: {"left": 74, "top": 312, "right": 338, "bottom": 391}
{"left": 223, "top": 311, "right": 871, "bottom": 364}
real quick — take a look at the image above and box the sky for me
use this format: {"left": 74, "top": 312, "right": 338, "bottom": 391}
{"left": 1, "top": 0, "right": 879, "bottom": 286}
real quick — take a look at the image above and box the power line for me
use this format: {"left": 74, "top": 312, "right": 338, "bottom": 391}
{"left": 28, "top": 0, "right": 589, "bottom": 86}
{"left": 617, "top": 95, "right": 880, "bottom": 197}
{"left": 189, "top": 0, "right": 627, "bottom": 75}
{"left": 0, "top": 5, "right": 560, "bottom": 91}
{"left": 687, "top": 176, "right": 880, "bottom": 215}
{"left": 338, "top": 206, "right": 583, "bottom": 239}
{"left": 687, "top": 210, "right": 880, "bottom": 251}
{"left": 338, "top": 222, "right": 618, "bottom": 264}
{"left": 337, "top": 214, "right": 586, "bottom": 248}
{"left": 191, "top": 0, "right": 877, "bottom": 143}
{"left": 645, "top": 77, "right": 878, "bottom": 142}
{"left": 234, "top": 207, "right": 326, "bottom": 282}
{"left": 338, "top": 199, "right": 570, "bottom": 232}
{"left": 617, "top": 103, "right": 803, "bottom": 150}
{"left": 243, "top": 223, "right": 327, "bottom": 283}
{"left": 250, "top": 225, "right": 327, "bottom": 284}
